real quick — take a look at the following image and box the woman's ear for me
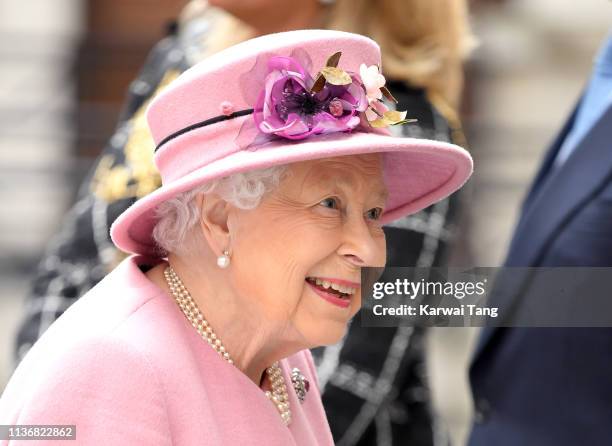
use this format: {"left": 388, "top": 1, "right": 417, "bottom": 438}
{"left": 198, "top": 192, "right": 232, "bottom": 256}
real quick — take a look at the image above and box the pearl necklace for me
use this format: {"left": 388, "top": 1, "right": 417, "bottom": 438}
{"left": 163, "top": 265, "right": 292, "bottom": 426}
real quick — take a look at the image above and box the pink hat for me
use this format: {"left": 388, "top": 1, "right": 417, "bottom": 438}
{"left": 110, "top": 29, "right": 473, "bottom": 257}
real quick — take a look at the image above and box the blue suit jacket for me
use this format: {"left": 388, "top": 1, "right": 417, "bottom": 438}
{"left": 468, "top": 96, "right": 612, "bottom": 446}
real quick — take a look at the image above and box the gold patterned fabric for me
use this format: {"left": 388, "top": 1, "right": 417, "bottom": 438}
{"left": 91, "top": 70, "right": 180, "bottom": 203}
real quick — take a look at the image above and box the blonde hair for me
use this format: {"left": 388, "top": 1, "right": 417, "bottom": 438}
{"left": 327, "top": 0, "right": 476, "bottom": 123}
{"left": 181, "top": 0, "right": 476, "bottom": 120}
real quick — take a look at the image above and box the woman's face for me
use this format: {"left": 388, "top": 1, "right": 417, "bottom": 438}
{"left": 229, "top": 154, "right": 388, "bottom": 347}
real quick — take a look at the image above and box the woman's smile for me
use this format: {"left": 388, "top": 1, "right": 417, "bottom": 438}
{"left": 305, "top": 276, "right": 359, "bottom": 309}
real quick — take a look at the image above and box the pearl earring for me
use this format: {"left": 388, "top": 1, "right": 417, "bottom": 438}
{"left": 217, "top": 250, "right": 231, "bottom": 268}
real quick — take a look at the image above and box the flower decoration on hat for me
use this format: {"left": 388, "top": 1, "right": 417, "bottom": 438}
{"left": 253, "top": 51, "right": 364, "bottom": 140}
{"left": 236, "top": 49, "right": 415, "bottom": 149}
{"left": 359, "top": 63, "right": 413, "bottom": 129}
{"left": 258, "top": 51, "right": 414, "bottom": 139}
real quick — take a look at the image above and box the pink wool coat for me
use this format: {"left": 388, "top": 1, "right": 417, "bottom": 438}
{"left": 0, "top": 255, "right": 335, "bottom": 445}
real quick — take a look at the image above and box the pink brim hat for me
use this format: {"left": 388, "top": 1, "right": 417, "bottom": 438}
{"left": 110, "top": 30, "right": 473, "bottom": 257}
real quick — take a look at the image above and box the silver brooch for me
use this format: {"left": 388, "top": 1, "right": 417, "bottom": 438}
{"left": 291, "top": 367, "right": 310, "bottom": 404}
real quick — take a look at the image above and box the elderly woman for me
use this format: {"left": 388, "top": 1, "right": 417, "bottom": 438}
{"left": 0, "top": 30, "right": 471, "bottom": 444}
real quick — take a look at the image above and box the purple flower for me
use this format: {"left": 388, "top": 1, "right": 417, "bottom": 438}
{"left": 252, "top": 55, "right": 368, "bottom": 140}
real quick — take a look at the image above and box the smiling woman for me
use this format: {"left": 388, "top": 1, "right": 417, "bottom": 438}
{"left": 0, "top": 30, "right": 472, "bottom": 445}
{"left": 145, "top": 154, "right": 388, "bottom": 376}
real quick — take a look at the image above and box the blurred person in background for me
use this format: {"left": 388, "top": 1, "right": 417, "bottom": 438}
{"left": 469, "top": 30, "right": 612, "bottom": 446}
{"left": 11, "top": 1, "right": 474, "bottom": 444}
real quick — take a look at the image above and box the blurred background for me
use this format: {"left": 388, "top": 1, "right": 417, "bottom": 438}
{"left": 0, "top": 0, "right": 609, "bottom": 444}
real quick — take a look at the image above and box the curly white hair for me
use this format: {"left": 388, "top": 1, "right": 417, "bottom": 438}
{"left": 152, "top": 165, "right": 289, "bottom": 256}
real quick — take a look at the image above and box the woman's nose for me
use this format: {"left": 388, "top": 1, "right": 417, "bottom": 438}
{"left": 337, "top": 213, "right": 386, "bottom": 267}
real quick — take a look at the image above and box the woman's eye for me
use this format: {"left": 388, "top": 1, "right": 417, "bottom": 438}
{"left": 367, "top": 207, "right": 383, "bottom": 220}
{"left": 319, "top": 197, "right": 340, "bottom": 210}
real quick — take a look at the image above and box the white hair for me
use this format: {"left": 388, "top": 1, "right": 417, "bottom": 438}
{"left": 152, "top": 165, "right": 289, "bottom": 256}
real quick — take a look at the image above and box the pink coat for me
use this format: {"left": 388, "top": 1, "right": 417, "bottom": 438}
{"left": 0, "top": 255, "right": 335, "bottom": 445}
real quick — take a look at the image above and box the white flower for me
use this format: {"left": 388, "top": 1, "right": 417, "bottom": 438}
{"left": 359, "top": 63, "right": 386, "bottom": 102}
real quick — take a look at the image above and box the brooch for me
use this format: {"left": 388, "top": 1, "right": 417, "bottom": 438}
{"left": 291, "top": 367, "right": 310, "bottom": 403}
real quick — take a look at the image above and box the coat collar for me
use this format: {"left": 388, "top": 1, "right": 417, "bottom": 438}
{"left": 472, "top": 94, "right": 612, "bottom": 364}
{"left": 505, "top": 96, "right": 612, "bottom": 267}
